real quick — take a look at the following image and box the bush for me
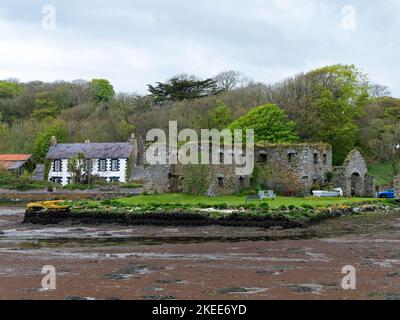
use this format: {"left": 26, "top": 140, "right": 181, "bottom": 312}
{"left": 0, "top": 168, "right": 50, "bottom": 191}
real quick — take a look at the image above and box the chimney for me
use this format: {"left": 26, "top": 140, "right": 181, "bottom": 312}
{"left": 128, "top": 133, "right": 136, "bottom": 144}
{"left": 85, "top": 139, "right": 90, "bottom": 144}
{"left": 50, "top": 136, "right": 57, "bottom": 146}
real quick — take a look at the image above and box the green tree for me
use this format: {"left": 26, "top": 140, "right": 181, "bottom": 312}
{"left": 89, "top": 79, "right": 115, "bottom": 104}
{"left": 208, "top": 100, "right": 232, "bottom": 129}
{"left": 229, "top": 104, "right": 299, "bottom": 143}
{"left": 368, "top": 121, "right": 400, "bottom": 178}
{"left": 148, "top": 77, "right": 222, "bottom": 104}
{"left": 67, "top": 152, "right": 89, "bottom": 184}
{"left": 0, "top": 113, "right": 6, "bottom": 138}
{"left": 32, "top": 120, "right": 68, "bottom": 163}
{"left": 0, "top": 81, "right": 22, "bottom": 99}
{"left": 308, "top": 65, "right": 369, "bottom": 163}
{"left": 32, "top": 92, "right": 60, "bottom": 120}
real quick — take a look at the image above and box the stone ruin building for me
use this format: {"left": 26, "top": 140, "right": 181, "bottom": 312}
{"left": 143, "top": 143, "right": 375, "bottom": 197}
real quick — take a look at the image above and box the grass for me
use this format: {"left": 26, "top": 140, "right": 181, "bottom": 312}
{"left": 115, "top": 194, "right": 378, "bottom": 209}
{"left": 368, "top": 161, "right": 396, "bottom": 186}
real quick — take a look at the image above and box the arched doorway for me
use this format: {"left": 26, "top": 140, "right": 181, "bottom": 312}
{"left": 350, "top": 172, "right": 362, "bottom": 197}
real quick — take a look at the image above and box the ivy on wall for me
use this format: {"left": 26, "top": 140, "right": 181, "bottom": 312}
{"left": 182, "top": 164, "right": 212, "bottom": 195}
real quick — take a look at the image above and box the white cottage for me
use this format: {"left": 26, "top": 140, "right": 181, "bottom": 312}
{"left": 46, "top": 137, "right": 136, "bottom": 186}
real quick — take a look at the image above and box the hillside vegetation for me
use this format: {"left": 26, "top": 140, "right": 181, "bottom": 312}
{"left": 1, "top": 65, "right": 399, "bottom": 185}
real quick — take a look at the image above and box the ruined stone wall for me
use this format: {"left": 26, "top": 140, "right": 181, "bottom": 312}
{"left": 395, "top": 176, "right": 400, "bottom": 199}
{"left": 143, "top": 164, "right": 172, "bottom": 194}
{"left": 255, "top": 144, "right": 333, "bottom": 195}
{"left": 364, "top": 174, "right": 376, "bottom": 198}
{"left": 143, "top": 143, "right": 379, "bottom": 198}
{"left": 332, "top": 149, "right": 370, "bottom": 197}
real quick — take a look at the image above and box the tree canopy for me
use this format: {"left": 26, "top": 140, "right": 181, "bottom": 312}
{"left": 229, "top": 104, "right": 299, "bottom": 143}
{"left": 89, "top": 79, "right": 115, "bottom": 104}
{"left": 148, "top": 77, "right": 222, "bottom": 104}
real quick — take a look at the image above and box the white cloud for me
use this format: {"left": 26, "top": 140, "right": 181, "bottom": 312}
{"left": 0, "top": 0, "right": 399, "bottom": 96}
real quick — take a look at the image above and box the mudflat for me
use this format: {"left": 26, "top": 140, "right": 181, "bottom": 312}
{"left": 1, "top": 206, "right": 400, "bottom": 300}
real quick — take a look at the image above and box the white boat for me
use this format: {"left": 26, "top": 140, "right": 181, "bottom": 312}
{"left": 312, "top": 188, "right": 343, "bottom": 198}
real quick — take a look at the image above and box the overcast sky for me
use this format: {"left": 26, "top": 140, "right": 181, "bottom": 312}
{"left": 0, "top": 0, "right": 399, "bottom": 96}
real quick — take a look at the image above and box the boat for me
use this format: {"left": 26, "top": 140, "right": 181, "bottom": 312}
{"left": 312, "top": 188, "right": 343, "bottom": 198}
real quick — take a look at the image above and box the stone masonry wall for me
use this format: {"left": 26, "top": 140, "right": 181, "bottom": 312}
{"left": 395, "top": 176, "right": 400, "bottom": 199}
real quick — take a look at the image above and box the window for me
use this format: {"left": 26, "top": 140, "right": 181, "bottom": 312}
{"left": 314, "top": 153, "right": 319, "bottom": 164}
{"left": 323, "top": 154, "right": 327, "bottom": 164}
{"left": 51, "top": 177, "right": 62, "bottom": 184}
{"left": 239, "top": 176, "right": 245, "bottom": 188}
{"left": 259, "top": 153, "right": 267, "bottom": 163}
{"left": 111, "top": 159, "right": 119, "bottom": 171}
{"left": 218, "top": 177, "right": 224, "bottom": 187}
{"left": 109, "top": 177, "right": 120, "bottom": 183}
{"left": 288, "top": 153, "right": 296, "bottom": 163}
{"left": 99, "top": 159, "right": 107, "bottom": 172}
{"left": 53, "top": 160, "right": 62, "bottom": 172}
{"left": 85, "top": 159, "right": 92, "bottom": 172}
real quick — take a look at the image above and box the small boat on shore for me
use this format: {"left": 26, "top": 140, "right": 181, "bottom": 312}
{"left": 312, "top": 188, "right": 343, "bottom": 198}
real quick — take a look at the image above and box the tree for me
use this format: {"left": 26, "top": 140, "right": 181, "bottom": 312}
{"left": 148, "top": 77, "right": 222, "bottom": 104}
{"left": 67, "top": 152, "right": 89, "bottom": 184}
{"left": 229, "top": 104, "right": 299, "bottom": 143}
{"left": 32, "top": 92, "right": 60, "bottom": 120}
{"left": 0, "top": 81, "right": 22, "bottom": 99}
{"left": 208, "top": 100, "right": 232, "bottom": 130}
{"left": 368, "top": 122, "right": 400, "bottom": 178}
{"left": 214, "top": 71, "right": 252, "bottom": 91}
{"left": 89, "top": 79, "right": 115, "bottom": 104}
{"left": 0, "top": 113, "right": 6, "bottom": 137}
{"left": 32, "top": 120, "right": 68, "bottom": 163}
{"left": 268, "top": 64, "right": 369, "bottom": 164}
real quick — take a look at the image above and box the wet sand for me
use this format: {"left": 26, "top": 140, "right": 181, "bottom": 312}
{"left": 1, "top": 206, "right": 400, "bottom": 300}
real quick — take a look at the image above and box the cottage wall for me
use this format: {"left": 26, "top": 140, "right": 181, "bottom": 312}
{"left": 48, "top": 158, "right": 128, "bottom": 186}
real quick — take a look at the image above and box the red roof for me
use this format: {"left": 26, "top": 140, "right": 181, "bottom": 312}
{"left": 0, "top": 154, "right": 32, "bottom": 161}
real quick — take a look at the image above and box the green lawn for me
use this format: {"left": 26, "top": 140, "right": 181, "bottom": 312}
{"left": 368, "top": 161, "right": 396, "bottom": 186}
{"left": 116, "top": 194, "right": 378, "bottom": 208}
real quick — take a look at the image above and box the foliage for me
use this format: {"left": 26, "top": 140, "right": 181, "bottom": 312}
{"left": 148, "top": 76, "right": 222, "bottom": 105}
{"left": 208, "top": 100, "right": 232, "bottom": 129}
{"left": 67, "top": 152, "right": 88, "bottom": 184}
{"left": 182, "top": 164, "right": 211, "bottom": 195}
{"left": 0, "top": 81, "right": 22, "bottom": 99}
{"left": 368, "top": 122, "right": 400, "bottom": 178}
{"left": 229, "top": 104, "right": 299, "bottom": 143}
{"left": 368, "top": 161, "right": 396, "bottom": 186}
{"left": 0, "top": 168, "right": 50, "bottom": 191}
{"left": 32, "top": 120, "right": 68, "bottom": 163}
{"left": 89, "top": 79, "right": 115, "bottom": 104}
